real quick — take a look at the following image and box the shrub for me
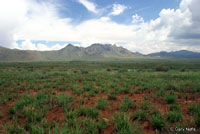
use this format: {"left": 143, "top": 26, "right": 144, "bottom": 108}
{"left": 165, "top": 94, "right": 176, "bottom": 104}
{"left": 155, "top": 65, "right": 169, "bottom": 72}
{"left": 133, "top": 109, "right": 146, "bottom": 121}
{"left": 167, "top": 112, "right": 182, "bottom": 122}
{"left": 96, "top": 99, "right": 108, "bottom": 110}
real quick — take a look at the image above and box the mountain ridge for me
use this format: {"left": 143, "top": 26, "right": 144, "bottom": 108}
{"left": 147, "top": 50, "right": 200, "bottom": 58}
{"left": 0, "top": 44, "right": 141, "bottom": 61}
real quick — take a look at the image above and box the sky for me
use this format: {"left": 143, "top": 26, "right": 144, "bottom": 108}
{"left": 0, "top": 0, "right": 200, "bottom": 54}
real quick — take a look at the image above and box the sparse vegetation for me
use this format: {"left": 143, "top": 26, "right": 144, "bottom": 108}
{"left": 0, "top": 61, "right": 200, "bottom": 134}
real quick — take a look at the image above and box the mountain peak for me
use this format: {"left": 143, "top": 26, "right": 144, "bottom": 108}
{"left": 67, "top": 44, "right": 74, "bottom": 47}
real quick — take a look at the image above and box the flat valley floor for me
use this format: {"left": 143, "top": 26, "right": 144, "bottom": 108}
{"left": 0, "top": 61, "right": 199, "bottom": 134}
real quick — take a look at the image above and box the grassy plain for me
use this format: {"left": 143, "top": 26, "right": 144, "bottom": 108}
{"left": 0, "top": 60, "right": 199, "bottom": 134}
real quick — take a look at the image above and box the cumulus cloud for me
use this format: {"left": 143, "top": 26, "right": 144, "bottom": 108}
{"left": 132, "top": 14, "right": 144, "bottom": 24}
{"left": 110, "top": 4, "right": 127, "bottom": 16}
{"left": 19, "top": 40, "right": 66, "bottom": 51}
{"left": 0, "top": 0, "right": 200, "bottom": 54}
{"left": 77, "top": 0, "right": 98, "bottom": 13}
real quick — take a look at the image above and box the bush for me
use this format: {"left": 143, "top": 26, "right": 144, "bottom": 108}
{"left": 167, "top": 112, "right": 182, "bottom": 122}
{"left": 155, "top": 65, "right": 169, "bottom": 72}
{"left": 132, "top": 109, "right": 146, "bottom": 121}
{"left": 165, "top": 94, "right": 176, "bottom": 104}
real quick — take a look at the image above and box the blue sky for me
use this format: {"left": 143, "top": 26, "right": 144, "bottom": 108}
{"left": 0, "top": 0, "right": 200, "bottom": 54}
{"left": 56, "top": 0, "right": 180, "bottom": 25}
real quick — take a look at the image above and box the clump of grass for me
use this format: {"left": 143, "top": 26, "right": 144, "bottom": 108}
{"left": 96, "top": 99, "right": 108, "bottom": 110}
{"left": 165, "top": 94, "right": 176, "bottom": 104}
{"left": 107, "top": 91, "right": 117, "bottom": 100}
{"left": 81, "top": 118, "right": 108, "bottom": 134}
{"left": 195, "top": 115, "right": 200, "bottom": 127}
{"left": 188, "top": 103, "right": 200, "bottom": 114}
{"left": 167, "top": 111, "right": 182, "bottom": 122}
{"left": 77, "top": 107, "right": 99, "bottom": 118}
{"left": 150, "top": 114, "right": 165, "bottom": 131}
{"left": 113, "top": 112, "right": 141, "bottom": 134}
{"left": 7, "top": 124, "right": 26, "bottom": 134}
{"left": 120, "top": 97, "right": 134, "bottom": 112}
{"left": 132, "top": 109, "right": 146, "bottom": 121}
{"left": 56, "top": 94, "right": 73, "bottom": 107}
{"left": 169, "top": 104, "right": 181, "bottom": 112}
{"left": 141, "top": 100, "right": 152, "bottom": 110}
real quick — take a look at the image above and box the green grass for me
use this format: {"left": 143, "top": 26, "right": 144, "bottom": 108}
{"left": 165, "top": 94, "right": 176, "bottom": 104}
{"left": 167, "top": 111, "right": 182, "bottom": 122}
{"left": 132, "top": 109, "right": 146, "bottom": 121}
{"left": 113, "top": 112, "right": 141, "bottom": 134}
{"left": 96, "top": 99, "right": 108, "bottom": 110}
{"left": 0, "top": 61, "right": 200, "bottom": 133}
{"left": 188, "top": 103, "right": 200, "bottom": 114}
{"left": 56, "top": 94, "right": 73, "bottom": 107}
{"left": 150, "top": 114, "right": 166, "bottom": 131}
{"left": 77, "top": 107, "right": 99, "bottom": 118}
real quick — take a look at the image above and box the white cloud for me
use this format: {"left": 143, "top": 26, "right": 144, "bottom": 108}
{"left": 0, "top": 0, "right": 200, "bottom": 54}
{"left": 19, "top": 40, "right": 66, "bottom": 51}
{"left": 132, "top": 14, "right": 144, "bottom": 24}
{"left": 110, "top": 4, "right": 127, "bottom": 16}
{"left": 78, "top": 0, "right": 98, "bottom": 13}
{"left": 100, "top": 17, "right": 110, "bottom": 21}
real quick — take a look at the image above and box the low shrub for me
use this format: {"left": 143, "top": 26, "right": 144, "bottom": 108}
{"left": 155, "top": 65, "right": 169, "bottom": 72}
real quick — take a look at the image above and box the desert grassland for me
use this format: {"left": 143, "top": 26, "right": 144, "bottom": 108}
{"left": 0, "top": 60, "right": 199, "bottom": 134}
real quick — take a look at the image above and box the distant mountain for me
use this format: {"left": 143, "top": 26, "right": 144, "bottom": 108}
{"left": 0, "top": 44, "right": 141, "bottom": 61}
{"left": 147, "top": 50, "right": 200, "bottom": 58}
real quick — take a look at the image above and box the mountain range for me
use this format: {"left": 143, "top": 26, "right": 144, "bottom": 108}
{"left": 0, "top": 44, "right": 141, "bottom": 61}
{"left": 0, "top": 44, "right": 200, "bottom": 61}
{"left": 147, "top": 50, "right": 200, "bottom": 58}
